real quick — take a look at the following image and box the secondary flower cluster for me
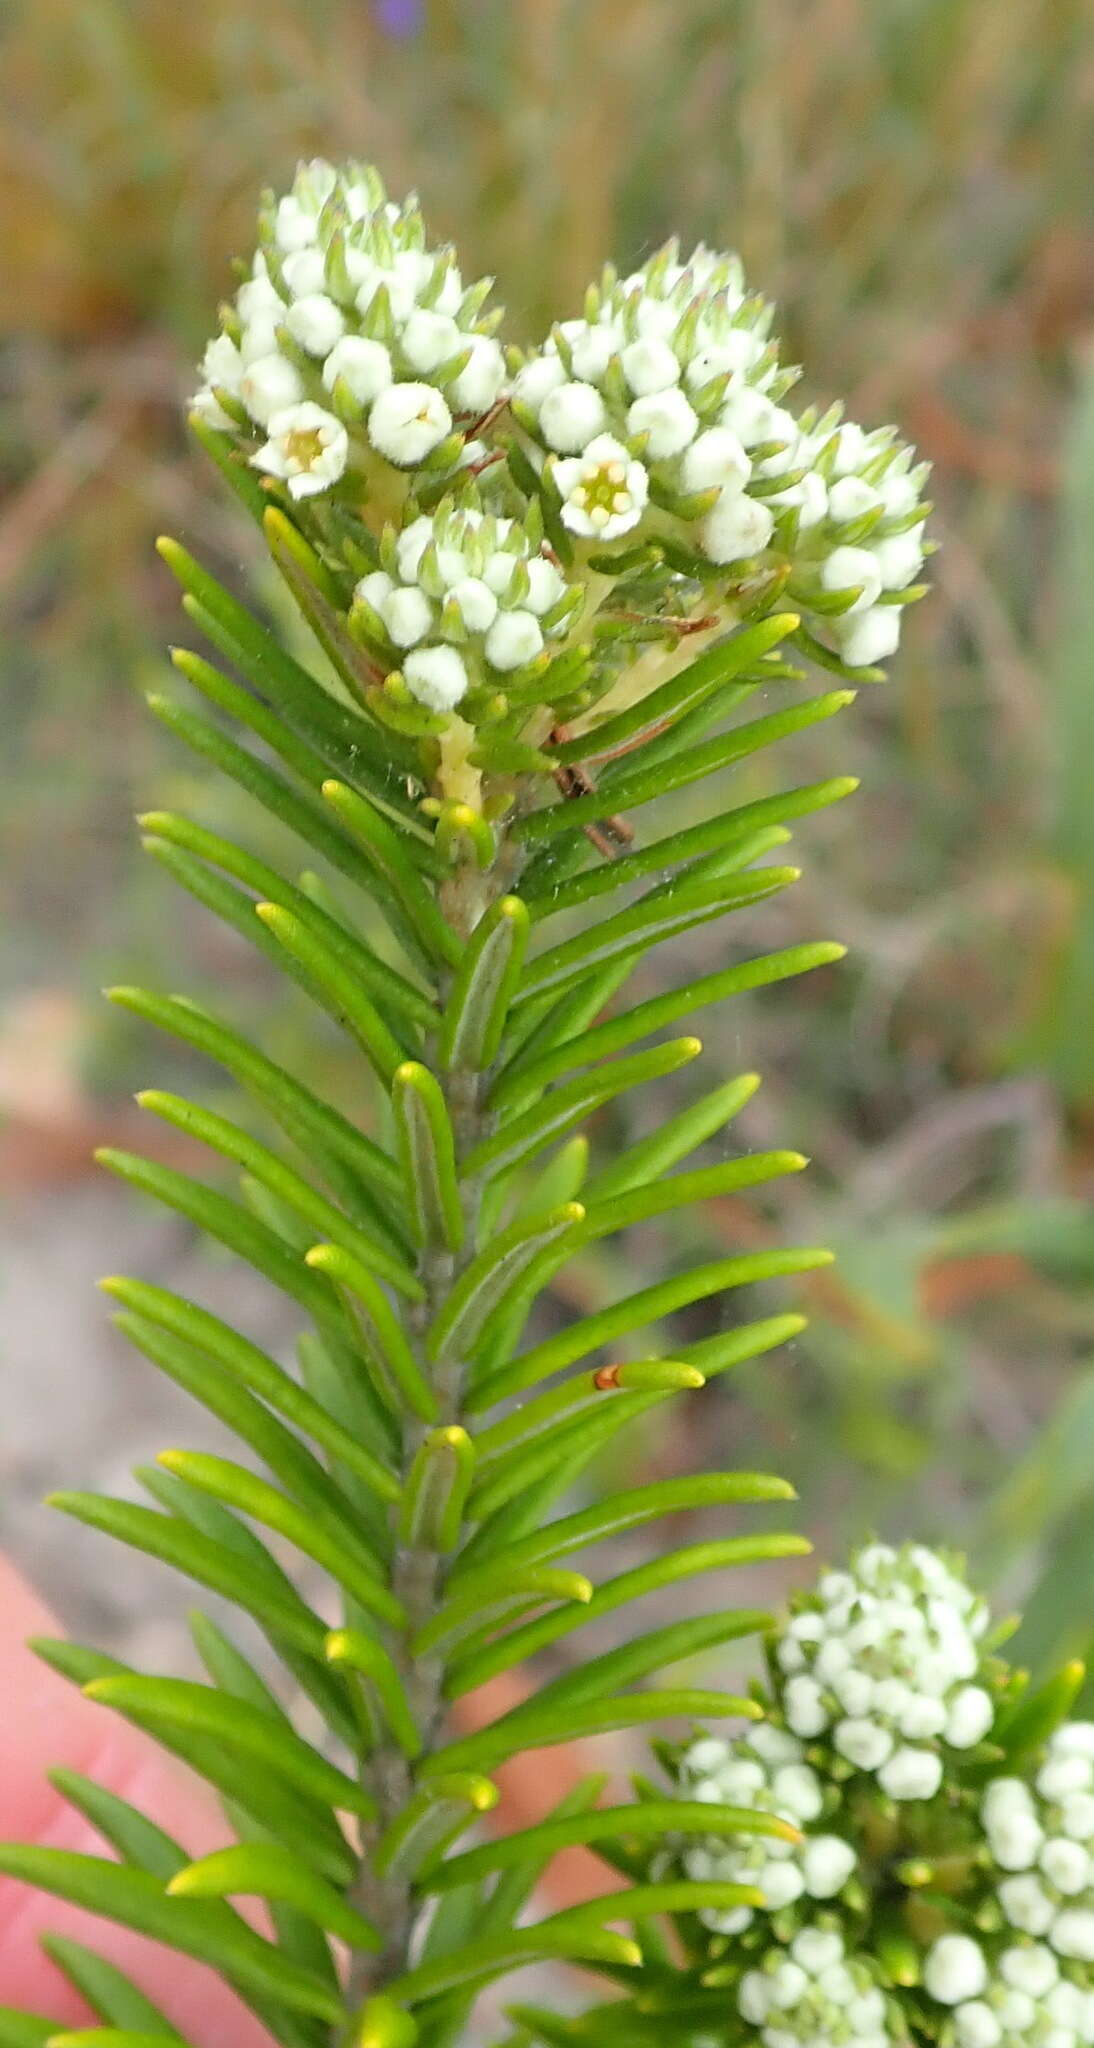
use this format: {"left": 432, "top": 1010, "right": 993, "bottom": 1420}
{"left": 191, "top": 159, "right": 505, "bottom": 496}
{"left": 674, "top": 1723, "right": 856, "bottom": 1934}
{"left": 655, "top": 1544, "right": 1094, "bottom": 2048}
{"left": 351, "top": 502, "right": 578, "bottom": 711}
{"left": 775, "top": 1542, "right": 995, "bottom": 1800}
{"left": 512, "top": 242, "right": 930, "bottom": 669}
{"left": 982, "top": 1728, "right": 1094, "bottom": 1962}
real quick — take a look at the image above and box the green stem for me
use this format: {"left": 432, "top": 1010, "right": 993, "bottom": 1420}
{"left": 345, "top": 831, "right": 512, "bottom": 2004}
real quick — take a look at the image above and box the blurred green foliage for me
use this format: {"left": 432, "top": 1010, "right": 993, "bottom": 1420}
{"left": 2, "top": 0, "right": 1094, "bottom": 1674}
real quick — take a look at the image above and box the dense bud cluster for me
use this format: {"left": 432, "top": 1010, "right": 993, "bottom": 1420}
{"left": 982, "top": 1728, "right": 1094, "bottom": 1962}
{"left": 512, "top": 243, "right": 931, "bottom": 668}
{"left": 352, "top": 501, "right": 578, "bottom": 710}
{"left": 191, "top": 159, "right": 504, "bottom": 493}
{"left": 738, "top": 1927, "right": 897, "bottom": 2048}
{"left": 776, "top": 1542, "right": 995, "bottom": 1799}
{"left": 674, "top": 1723, "right": 856, "bottom": 1933}
{"left": 657, "top": 1547, "right": 1094, "bottom": 2048}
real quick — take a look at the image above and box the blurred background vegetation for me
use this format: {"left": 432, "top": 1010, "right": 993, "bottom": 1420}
{"left": 2, "top": 0, "right": 1094, "bottom": 1683}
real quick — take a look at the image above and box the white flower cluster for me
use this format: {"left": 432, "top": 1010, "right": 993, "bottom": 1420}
{"left": 191, "top": 159, "right": 506, "bottom": 497}
{"left": 982, "top": 1726, "right": 1094, "bottom": 1964}
{"left": 925, "top": 1932, "right": 1094, "bottom": 2048}
{"left": 675, "top": 1724, "right": 856, "bottom": 1933}
{"left": 512, "top": 240, "right": 929, "bottom": 668}
{"left": 354, "top": 504, "right": 575, "bottom": 712}
{"left": 738, "top": 1927, "right": 896, "bottom": 2048}
{"left": 775, "top": 1543, "right": 995, "bottom": 1801}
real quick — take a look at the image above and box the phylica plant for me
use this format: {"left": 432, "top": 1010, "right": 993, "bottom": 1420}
{"left": 0, "top": 158, "right": 939, "bottom": 2046}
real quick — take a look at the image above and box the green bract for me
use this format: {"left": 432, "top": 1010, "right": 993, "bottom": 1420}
{"left": 0, "top": 159, "right": 937, "bottom": 2048}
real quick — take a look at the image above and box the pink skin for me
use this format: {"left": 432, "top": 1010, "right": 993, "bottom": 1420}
{"left": 0, "top": 1558, "right": 268, "bottom": 2043}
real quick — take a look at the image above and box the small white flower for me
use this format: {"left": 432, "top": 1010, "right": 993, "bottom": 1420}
{"left": 835, "top": 605, "right": 902, "bottom": 669}
{"left": 769, "top": 470, "right": 828, "bottom": 530}
{"left": 237, "top": 274, "right": 285, "bottom": 325}
{"left": 627, "top": 388, "right": 699, "bottom": 458}
{"left": 998, "top": 1874, "right": 1056, "bottom": 1936}
{"left": 539, "top": 380, "right": 608, "bottom": 453}
{"left": 447, "top": 576, "right": 498, "bottom": 634}
{"left": 873, "top": 525, "right": 926, "bottom": 591}
{"left": 1053, "top": 1910, "right": 1094, "bottom": 1962}
{"left": 237, "top": 352, "right": 305, "bottom": 426}
{"left": 1051, "top": 1725, "right": 1094, "bottom": 1762}
{"left": 755, "top": 1859, "right": 805, "bottom": 1909}
{"left": 925, "top": 1935, "right": 989, "bottom": 2006}
{"left": 252, "top": 402, "right": 348, "bottom": 498}
{"left": 1040, "top": 1757, "right": 1093, "bottom": 1802}
{"left": 1042, "top": 1838, "right": 1091, "bottom": 1895}
{"left": 792, "top": 1928, "right": 844, "bottom": 1975}
{"left": 449, "top": 335, "right": 506, "bottom": 414}
{"left": 368, "top": 382, "right": 453, "bottom": 465}
{"left": 801, "top": 1834, "right": 856, "bottom": 1897}
{"left": 382, "top": 586, "right": 435, "bottom": 649}
{"left": 285, "top": 293, "right": 345, "bottom": 357}
{"left": 401, "top": 309, "right": 462, "bottom": 373}
{"left": 485, "top": 610, "right": 544, "bottom": 672}
{"left": 621, "top": 336, "right": 682, "bottom": 396}
{"left": 878, "top": 1745, "right": 944, "bottom": 1802}
{"left": 720, "top": 384, "right": 788, "bottom": 446}
{"left": 701, "top": 492, "right": 774, "bottom": 564}
{"left": 953, "top": 2001, "right": 1002, "bottom": 2048}
{"left": 322, "top": 336, "right": 393, "bottom": 404}
{"left": 553, "top": 434, "right": 649, "bottom": 541}
{"left": 402, "top": 644, "right": 469, "bottom": 713}
{"left": 240, "top": 312, "right": 283, "bottom": 364}
{"left": 771, "top": 1764, "right": 824, "bottom": 1822}
{"left": 1001, "top": 1946, "right": 1059, "bottom": 1999}
{"left": 190, "top": 387, "right": 236, "bottom": 430}
{"left": 680, "top": 426, "right": 752, "bottom": 496}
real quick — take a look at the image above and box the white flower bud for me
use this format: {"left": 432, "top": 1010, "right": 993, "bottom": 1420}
{"left": 701, "top": 491, "right": 774, "bottom": 564}
{"left": 998, "top": 1874, "right": 1056, "bottom": 1935}
{"left": 1040, "top": 1757, "right": 1094, "bottom": 1802}
{"left": 833, "top": 1669, "right": 876, "bottom": 1717}
{"left": 686, "top": 331, "right": 765, "bottom": 387}
{"left": 513, "top": 354, "right": 567, "bottom": 415}
{"left": 322, "top": 336, "right": 394, "bottom": 404}
{"left": 281, "top": 247, "right": 328, "bottom": 298}
{"left": 879, "top": 466, "right": 922, "bottom": 517}
{"left": 770, "top": 1764, "right": 823, "bottom": 1822}
{"left": 355, "top": 570, "right": 395, "bottom": 613}
{"left": 801, "top": 1834, "right": 856, "bottom": 1898}
{"left": 1001, "top": 1945, "right": 1059, "bottom": 1998}
{"left": 447, "top": 576, "right": 498, "bottom": 634}
{"left": 953, "top": 2001, "right": 1002, "bottom": 2048}
{"left": 784, "top": 1675, "right": 828, "bottom": 1737}
{"left": 237, "top": 274, "right": 285, "bottom": 325}
{"left": 485, "top": 610, "right": 544, "bottom": 672}
{"left": 403, "top": 644, "right": 468, "bottom": 712}
{"left": 769, "top": 470, "right": 828, "bottom": 529}
{"left": 627, "top": 388, "right": 699, "bottom": 458}
{"left": 878, "top": 1745, "right": 943, "bottom": 1802}
{"left": 285, "top": 293, "right": 345, "bottom": 357}
{"left": 834, "top": 1719, "right": 894, "bottom": 1772}
{"left": 274, "top": 194, "right": 319, "bottom": 252}
{"left": 251, "top": 401, "right": 348, "bottom": 498}
{"left": 925, "top": 1935, "right": 989, "bottom": 2005}
{"left": 1052, "top": 1724, "right": 1094, "bottom": 1761}
{"left": 828, "top": 475, "right": 882, "bottom": 523}
{"left": 382, "top": 587, "right": 434, "bottom": 649}
{"left": 755, "top": 1859, "right": 805, "bottom": 1908}
{"left": 686, "top": 1737, "right": 732, "bottom": 1775}
{"left": 449, "top": 335, "right": 506, "bottom": 414}
{"left": 240, "top": 313, "right": 283, "bottom": 364}
{"left": 395, "top": 516, "right": 434, "bottom": 583}
{"left": 680, "top": 426, "right": 752, "bottom": 495}
{"left": 1053, "top": 1910, "right": 1094, "bottom": 1961}
{"left": 821, "top": 544, "right": 884, "bottom": 613}
{"left": 539, "top": 380, "right": 608, "bottom": 453}
{"left": 368, "top": 382, "right": 453, "bottom": 465}
{"left": 190, "top": 387, "right": 236, "bottom": 430}
{"left": 522, "top": 557, "right": 566, "bottom": 617}
{"left": 1062, "top": 1792, "right": 1094, "bottom": 1841}
{"left": 835, "top": 605, "right": 902, "bottom": 669}
{"left": 401, "top": 309, "right": 462, "bottom": 373}
{"left": 946, "top": 1685, "right": 994, "bottom": 1749}
{"left": 873, "top": 526, "right": 925, "bottom": 590}
{"left": 738, "top": 1971, "right": 771, "bottom": 2024}
{"left": 567, "top": 321, "right": 623, "bottom": 382}
{"left": 719, "top": 384, "right": 786, "bottom": 446}
{"left": 621, "top": 336, "right": 681, "bottom": 396}
{"left": 201, "top": 334, "right": 244, "bottom": 395}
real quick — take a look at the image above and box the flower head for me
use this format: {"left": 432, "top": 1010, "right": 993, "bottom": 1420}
{"left": 983, "top": 1725, "right": 1094, "bottom": 1962}
{"left": 738, "top": 1927, "right": 898, "bottom": 2048}
{"left": 774, "top": 1543, "right": 994, "bottom": 1799}
{"left": 670, "top": 1723, "right": 856, "bottom": 1934}
{"left": 191, "top": 160, "right": 506, "bottom": 501}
